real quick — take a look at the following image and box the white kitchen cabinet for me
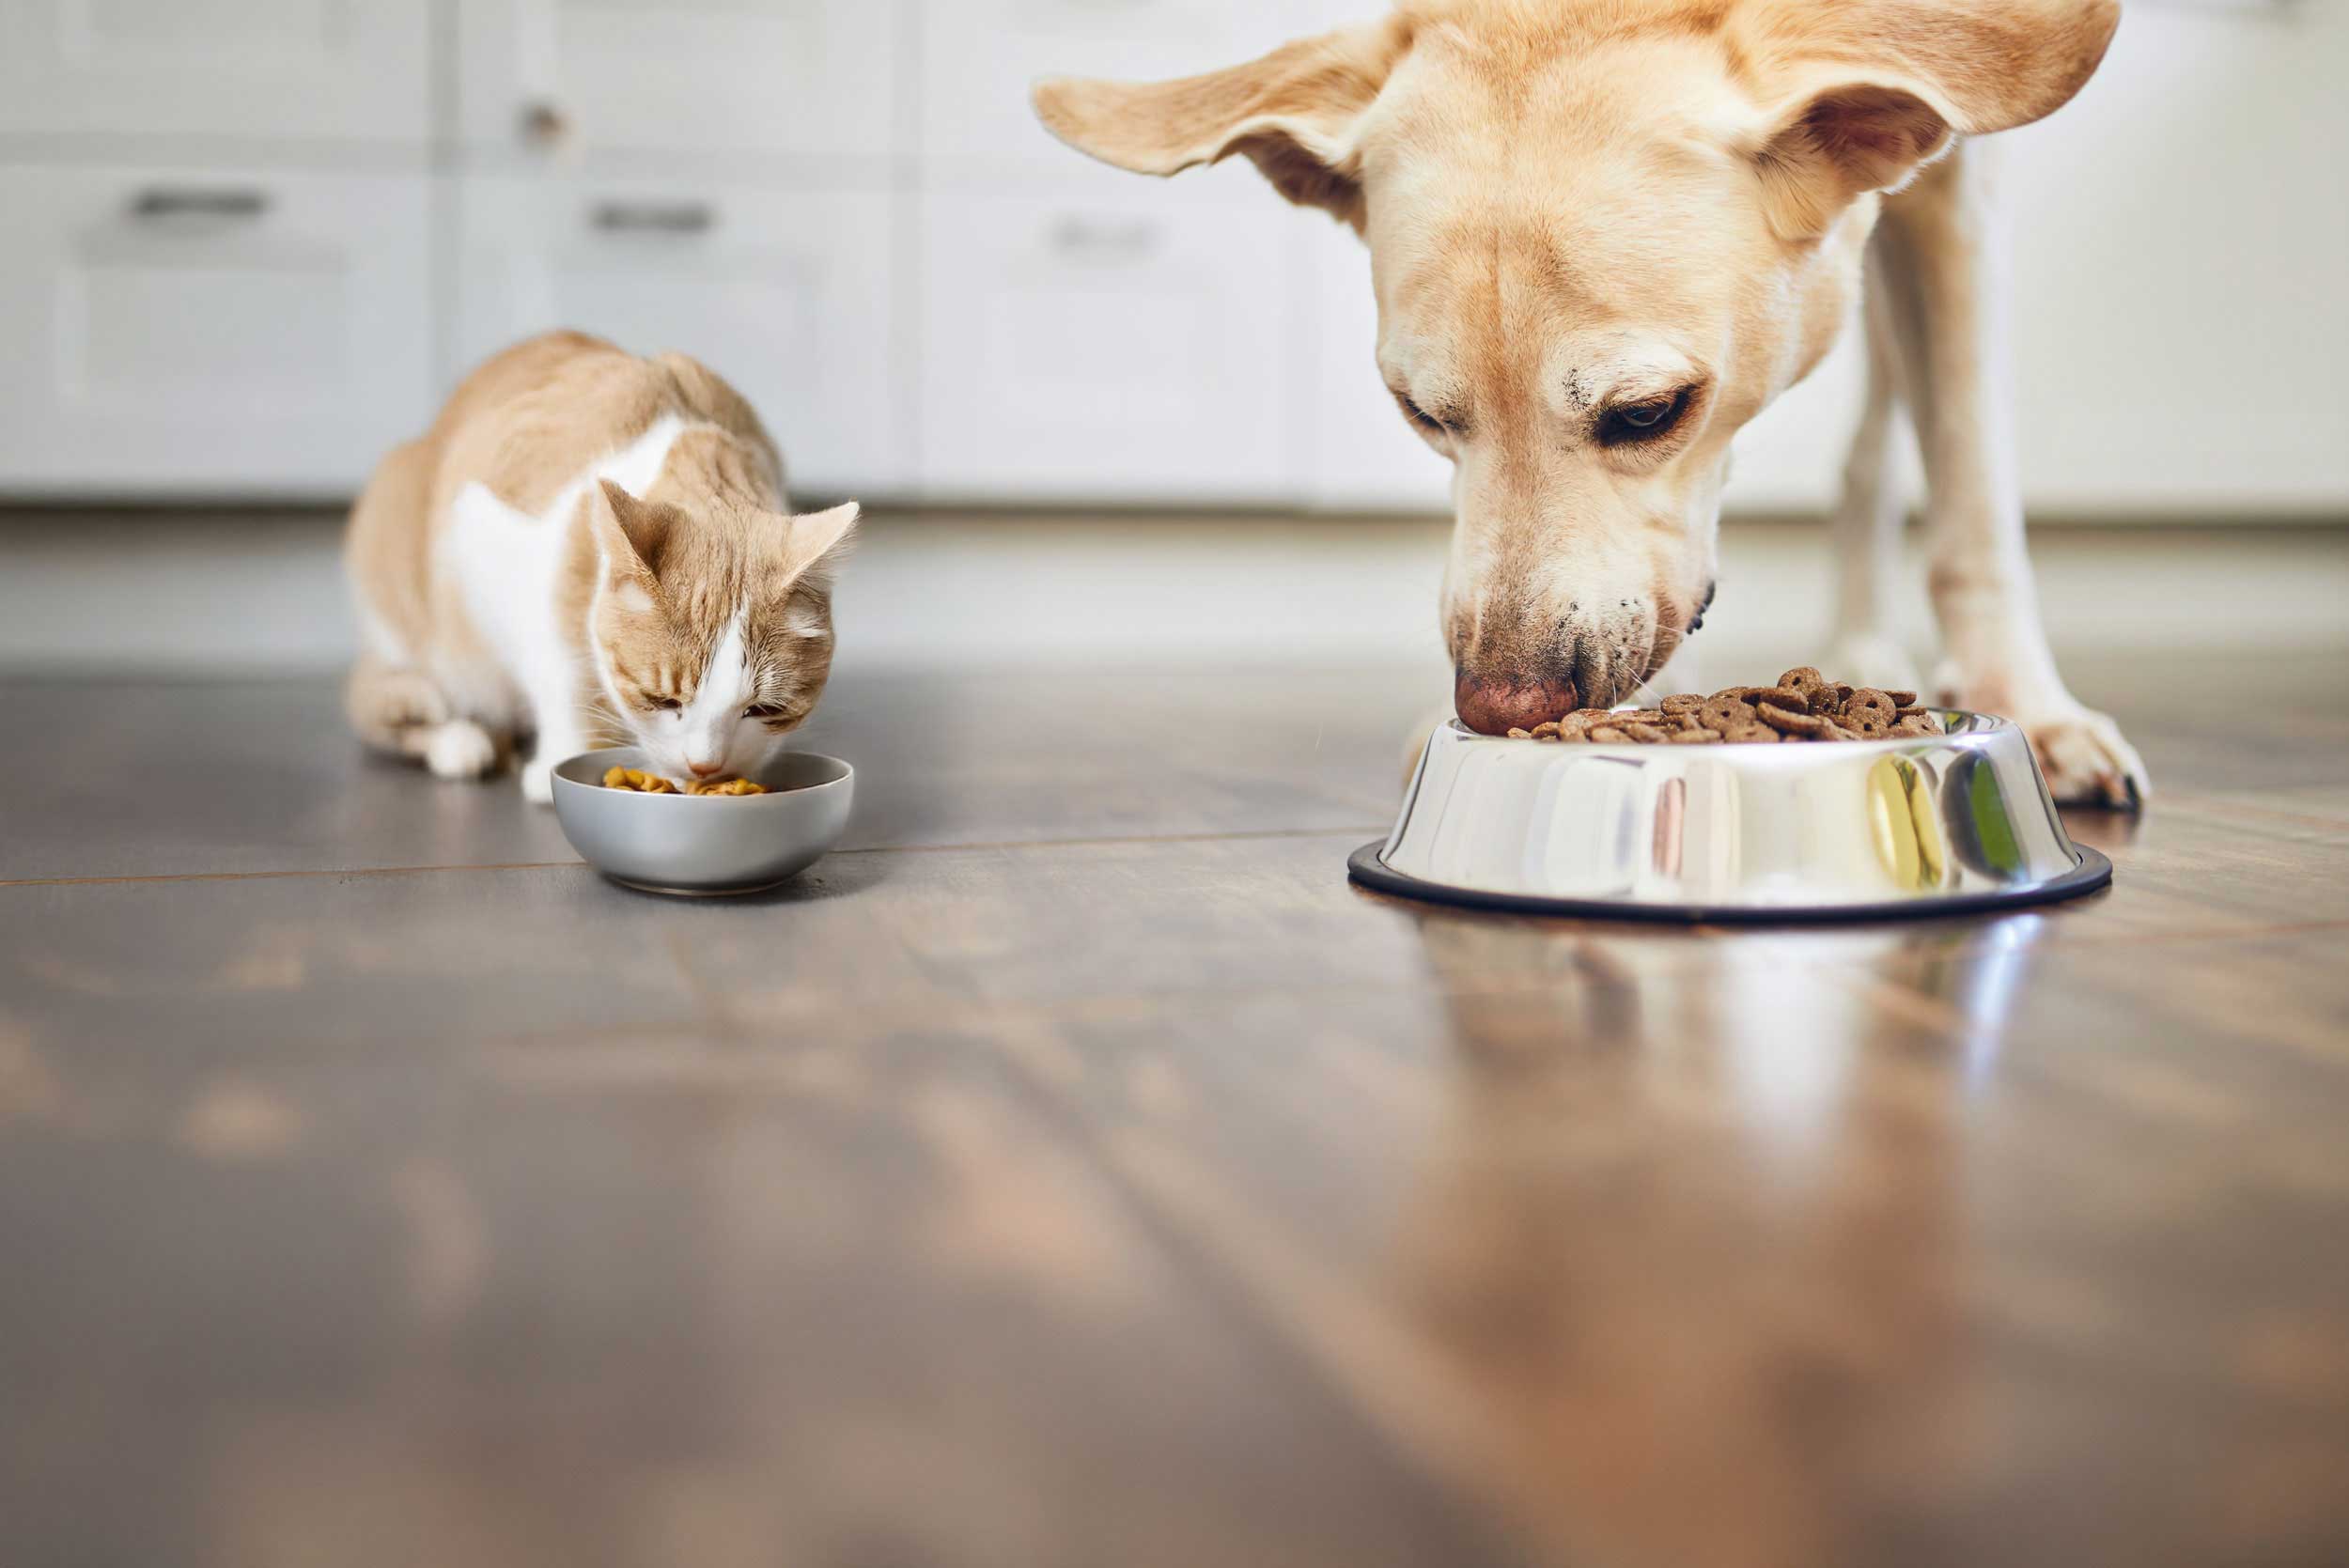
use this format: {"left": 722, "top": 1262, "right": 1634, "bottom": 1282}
{"left": 1719, "top": 337, "right": 1874, "bottom": 516}
{"left": 455, "top": 0, "right": 900, "bottom": 166}
{"left": 3, "top": 0, "right": 2322, "bottom": 514}
{"left": 917, "top": 163, "right": 1307, "bottom": 502}
{"left": 922, "top": 0, "right": 1328, "bottom": 171}
{"left": 0, "top": 0, "right": 430, "bottom": 146}
{"left": 453, "top": 175, "right": 905, "bottom": 498}
{"left": 0, "top": 165, "right": 434, "bottom": 495}
{"left": 1299, "top": 221, "right": 1454, "bottom": 513}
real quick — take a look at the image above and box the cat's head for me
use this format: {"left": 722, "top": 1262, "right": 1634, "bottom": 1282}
{"left": 585, "top": 478, "right": 859, "bottom": 784}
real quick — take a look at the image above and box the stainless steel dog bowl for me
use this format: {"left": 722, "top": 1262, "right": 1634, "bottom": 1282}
{"left": 1352, "top": 712, "right": 2110, "bottom": 924}
{"left": 551, "top": 748, "right": 854, "bottom": 897}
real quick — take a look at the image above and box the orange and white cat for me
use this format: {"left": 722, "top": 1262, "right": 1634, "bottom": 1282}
{"left": 344, "top": 332, "right": 858, "bottom": 804}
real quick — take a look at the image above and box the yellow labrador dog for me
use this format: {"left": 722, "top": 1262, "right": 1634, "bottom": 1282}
{"left": 1036, "top": 0, "right": 2146, "bottom": 805}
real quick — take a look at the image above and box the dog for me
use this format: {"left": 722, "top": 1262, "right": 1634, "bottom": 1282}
{"left": 1034, "top": 0, "right": 2147, "bottom": 806}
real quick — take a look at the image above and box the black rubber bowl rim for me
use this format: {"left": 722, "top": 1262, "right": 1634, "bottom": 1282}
{"left": 1346, "top": 841, "right": 2113, "bottom": 926}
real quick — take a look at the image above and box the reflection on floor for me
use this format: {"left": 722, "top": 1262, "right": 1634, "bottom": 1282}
{"left": 3, "top": 652, "right": 2346, "bottom": 1568}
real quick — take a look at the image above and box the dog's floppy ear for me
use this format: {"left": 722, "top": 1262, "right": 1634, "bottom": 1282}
{"left": 1032, "top": 16, "right": 1413, "bottom": 227}
{"left": 1735, "top": 0, "right": 2122, "bottom": 239}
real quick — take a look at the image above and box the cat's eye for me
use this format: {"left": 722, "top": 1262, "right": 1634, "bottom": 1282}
{"left": 745, "top": 705, "right": 787, "bottom": 722}
{"left": 1599, "top": 388, "right": 1696, "bottom": 448}
{"left": 648, "top": 696, "right": 684, "bottom": 712}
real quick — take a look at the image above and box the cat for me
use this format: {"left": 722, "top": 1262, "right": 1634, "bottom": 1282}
{"left": 343, "top": 332, "right": 858, "bottom": 804}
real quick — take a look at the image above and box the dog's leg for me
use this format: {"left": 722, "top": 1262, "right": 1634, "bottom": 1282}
{"left": 1825, "top": 256, "right": 1922, "bottom": 695}
{"left": 1875, "top": 144, "right": 2148, "bottom": 807}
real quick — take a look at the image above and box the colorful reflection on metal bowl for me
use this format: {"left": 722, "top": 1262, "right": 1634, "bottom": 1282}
{"left": 1358, "top": 713, "right": 2108, "bottom": 923}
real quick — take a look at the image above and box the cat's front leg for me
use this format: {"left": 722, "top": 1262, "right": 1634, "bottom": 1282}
{"left": 520, "top": 736, "right": 578, "bottom": 807}
{"left": 519, "top": 694, "right": 592, "bottom": 807}
{"left": 423, "top": 720, "right": 504, "bottom": 782}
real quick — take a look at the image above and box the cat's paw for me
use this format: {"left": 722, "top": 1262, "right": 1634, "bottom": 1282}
{"left": 350, "top": 667, "right": 448, "bottom": 735}
{"left": 1823, "top": 634, "right": 1922, "bottom": 697}
{"left": 2003, "top": 698, "right": 2151, "bottom": 810}
{"left": 424, "top": 721, "right": 500, "bottom": 783}
{"left": 520, "top": 759, "right": 556, "bottom": 807}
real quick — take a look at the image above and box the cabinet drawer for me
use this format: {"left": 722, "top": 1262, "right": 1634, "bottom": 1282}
{"left": 0, "top": 0, "right": 429, "bottom": 145}
{"left": 922, "top": 0, "right": 1324, "bottom": 169}
{"left": 917, "top": 165, "right": 1306, "bottom": 502}
{"left": 0, "top": 165, "right": 434, "bottom": 496}
{"left": 452, "top": 176, "right": 904, "bottom": 498}
{"left": 456, "top": 0, "right": 900, "bottom": 165}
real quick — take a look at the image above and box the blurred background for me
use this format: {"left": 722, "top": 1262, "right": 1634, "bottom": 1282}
{"left": 6, "top": 10, "right": 2348, "bottom": 1566}
{"left": 0, "top": 0, "right": 2342, "bottom": 677}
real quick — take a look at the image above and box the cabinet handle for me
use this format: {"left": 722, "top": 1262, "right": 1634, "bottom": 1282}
{"left": 521, "top": 100, "right": 572, "bottom": 148}
{"left": 131, "top": 187, "right": 272, "bottom": 222}
{"left": 1049, "top": 216, "right": 1160, "bottom": 260}
{"left": 591, "top": 200, "right": 717, "bottom": 236}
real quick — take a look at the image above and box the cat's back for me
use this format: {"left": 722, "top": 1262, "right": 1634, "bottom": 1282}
{"left": 426, "top": 334, "right": 778, "bottom": 522}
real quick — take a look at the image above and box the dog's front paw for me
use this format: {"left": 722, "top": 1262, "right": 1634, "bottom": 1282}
{"left": 1824, "top": 634, "right": 1921, "bottom": 697}
{"left": 2007, "top": 700, "right": 2151, "bottom": 810}
{"left": 1928, "top": 659, "right": 1965, "bottom": 709}
{"left": 520, "top": 759, "right": 556, "bottom": 807}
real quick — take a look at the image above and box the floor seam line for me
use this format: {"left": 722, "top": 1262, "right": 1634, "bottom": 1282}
{"left": 0, "top": 827, "right": 1391, "bottom": 889}
{"left": 830, "top": 827, "right": 1388, "bottom": 858}
{"left": 0, "top": 862, "right": 580, "bottom": 890}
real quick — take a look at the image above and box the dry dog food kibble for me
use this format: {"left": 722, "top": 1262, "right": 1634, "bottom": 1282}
{"left": 1756, "top": 702, "right": 1842, "bottom": 739}
{"left": 1698, "top": 694, "right": 1757, "bottom": 734}
{"left": 1506, "top": 673, "right": 1950, "bottom": 746}
{"left": 603, "top": 767, "right": 770, "bottom": 797}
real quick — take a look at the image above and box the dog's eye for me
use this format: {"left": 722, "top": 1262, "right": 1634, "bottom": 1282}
{"left": 1392, "top": 387, "right": 1457, "bottom": 439}
{"left": 1600, "top": 389, "right": 1695, "bottom": 447}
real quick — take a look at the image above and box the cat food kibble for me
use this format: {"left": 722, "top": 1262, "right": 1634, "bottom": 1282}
{"left": 602, "top": 767, "right": 770, "bottom": 797}
{"left": 1505, "top": 672, "right": 1952, "bottom": 746}
{"left": 686, "top": 777, "right": 770, "bottom": 798}
{"left": 604, "top": 768, "right": 678, "bottom": 794}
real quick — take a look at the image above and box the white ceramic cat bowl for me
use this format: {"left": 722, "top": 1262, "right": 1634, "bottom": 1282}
{"left": 1351, "top": 711, "right": 2111, "bottom": 924}
{"left": 551, "top": 747, "right": 854, "bottom": 897}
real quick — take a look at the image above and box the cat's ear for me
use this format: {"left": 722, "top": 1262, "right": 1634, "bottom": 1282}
{"left": 769, "top": 502, "right": 861, "bottom": 589}
{"left": 590, "top": 479, "right": 678, "bottom": 584}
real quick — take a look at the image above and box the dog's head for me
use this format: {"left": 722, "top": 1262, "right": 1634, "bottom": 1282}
{"left": 1036, "top": 0, "right": 2118, "bottom": 730}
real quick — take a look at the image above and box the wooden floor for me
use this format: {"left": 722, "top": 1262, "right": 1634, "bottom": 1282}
{"left": 3, "top": 652, "right": 2346, "bottom": 1568}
